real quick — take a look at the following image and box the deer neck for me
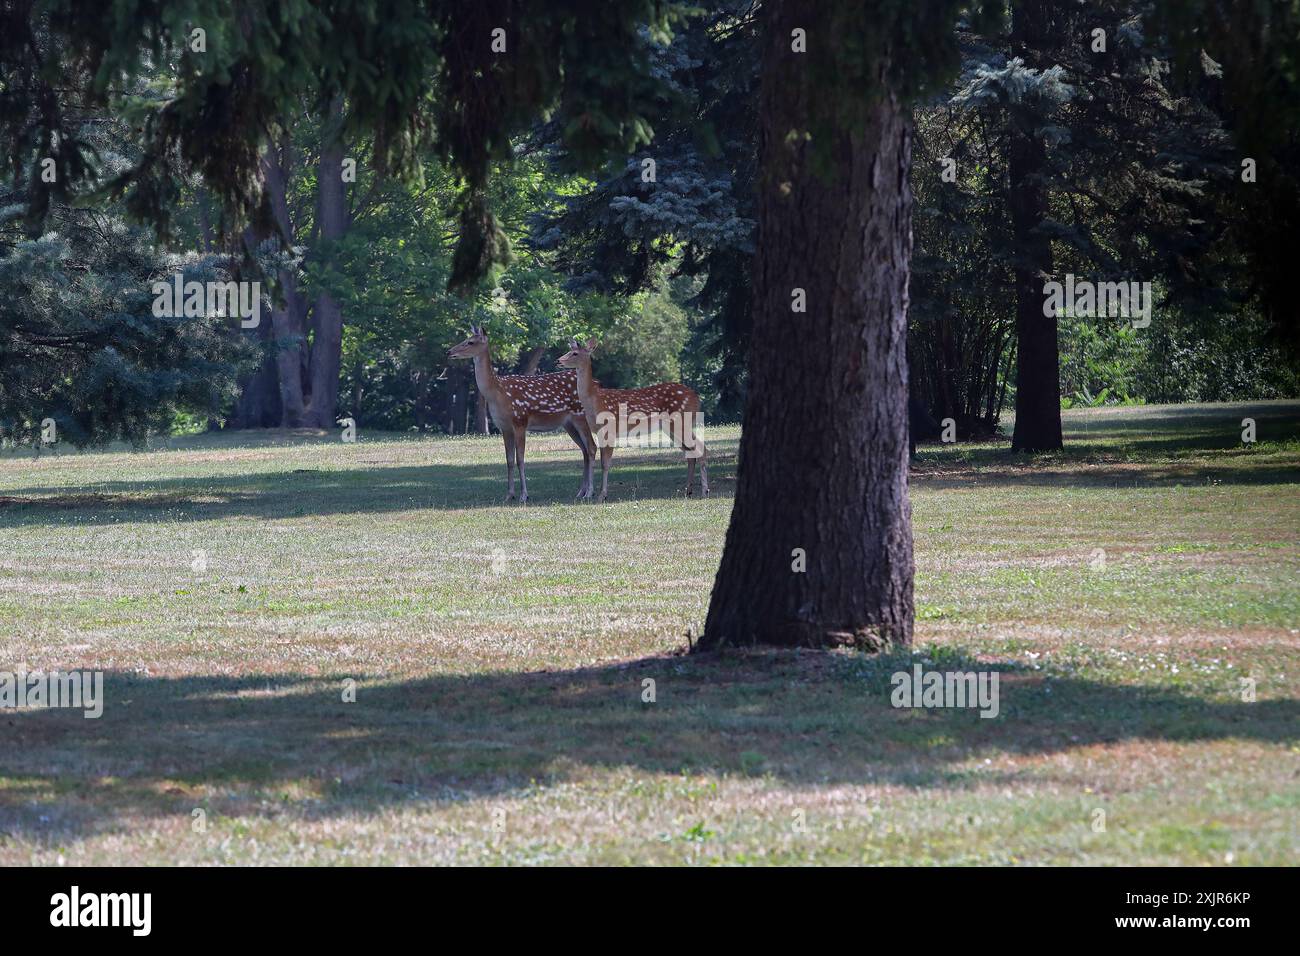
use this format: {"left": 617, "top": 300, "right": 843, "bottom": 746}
{"left": 572, "top": 360, "right": 601, "bottom": 414}
{"left": 471, "top": 348, "right": 503, "bottom": 403}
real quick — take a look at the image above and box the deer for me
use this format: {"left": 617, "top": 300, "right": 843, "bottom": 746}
{"left": 448, "top": 325, "right": 594, "bottom": 503}
{"left": 557, "top": 338, "right": 708, "bottom": 502}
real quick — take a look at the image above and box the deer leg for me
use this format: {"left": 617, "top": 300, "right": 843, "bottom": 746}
{"left": 597, "top": 444, "right": 613, "bottom": 503}
{"left": 515, "top": 430, "right": 529, "bottom": 503}
{"left": 564, "top": 418, "right": 593, "bottom": 500}
{"left": 579, "top": 418, "right": 596, "bottom": 499}
{"left": 665, "top": 415, "right": 694, "bottom": 496}
{"left": 680, "top": 421, "right": 708, "bottom": 497}
{"left": 502, "top": 429, "right": 517, "bottom": 501}
{"left": 668, "top": 417, "right": 695, "bottom": 496}
{"left": 697, "top": 439, "right": 709, "bottom": 497}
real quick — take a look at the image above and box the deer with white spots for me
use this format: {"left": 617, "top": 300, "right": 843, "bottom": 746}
{"left": 558, "top": 338, "right": 708, "bottom": 502}
{"left": 448, "top": 326, "right": 594, "bottom": 502}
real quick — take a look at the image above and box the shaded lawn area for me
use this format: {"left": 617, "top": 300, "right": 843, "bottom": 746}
{"left": 0, "top": 400, "right": 1297, "bottom": 863}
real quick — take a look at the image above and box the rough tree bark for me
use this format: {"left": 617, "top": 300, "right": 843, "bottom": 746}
{"left": 698, "top": 1, "right": 914, "bottom": 651}
{"left": 1009, "top": 0, "right": 1063, "bottom": 452}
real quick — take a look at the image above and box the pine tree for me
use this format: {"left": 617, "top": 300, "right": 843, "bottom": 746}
{"left": 0, "top": 194, "right": 252, "bottom": 446}
{"left": 529, "top": 2, "right": 761, "bottom": 420}
{"left": 914, "top": 0, "right": 1248, "bottom": 447}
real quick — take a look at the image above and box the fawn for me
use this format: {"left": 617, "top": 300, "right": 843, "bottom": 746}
{"left": 448, "top": 326, "right": 594, "bottom": 502}
{"left": 557, "top": 338, "right": 708, "bottom": 502}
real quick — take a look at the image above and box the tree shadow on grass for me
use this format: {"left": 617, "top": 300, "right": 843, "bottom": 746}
{"left": 1, "top": 649, "right": 1293, "bottom": 845}
{"left": 0, "top": 442, "right": 741, "bottom": 528}
{"left": 913, "top": 401, "right": 1300, "bottom": 488}
{"left": 911, "top": 454, "right": 1300, "bottom": 490}
{"left": 3, "top": 402, "right": 1297, "bottom": 527}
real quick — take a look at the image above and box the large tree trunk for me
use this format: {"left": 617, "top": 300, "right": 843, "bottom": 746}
{"left": 228, "top": 224, "right": 283, "bottom": 429}
{"left": 232, "top": 112, "right": 349, "bottom": 432}
{"left": 228, "top": 313, "right": 282, "bottom": 428}
{"left": 1009, "top": 0, "right": 1063, "bottom": 452}
{"left": 305, "top": 100, "right": 348, "bottom": 428}
{"left": 699, "top": 2, "right": 914, "bottom": 652}
{"left": 260, "top": 144, "right": 311, "bottom": 427}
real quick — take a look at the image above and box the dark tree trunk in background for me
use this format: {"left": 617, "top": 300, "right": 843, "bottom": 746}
{"left": 1010, "top": 0, "right": 1063, "bottom": 452}
{"left": 460, "top": 376, "right": 473, "bottom": 433}
{"left": 228, "top": 311, "right": 282, "bottom": 428}
{"left": 515, "top": 346, "right": 545, "bottom": 374}
{"left": 230, "top": 110, "right": 351, "bottom": 431}
{"left": 443, "top": 378, "right": 457, "bottom": 434}
{"left": 413, "top": 370, "right": 432, "bottom": 432}
{"left": 442, "top": 365, "right": 473, "bottom": 434}
{"left": 260, "top": 143, "right": 311, "bottom": 427}
{"left": 699, "top": 0, "right": 914, "bottom": 651}
{"left": 475, "top": 392, "right": 489, "bottom": 433}
{"left": 197, "top": 189, "right": 216, "bottom": 253}
{"left": 305, "top": 100, "right": 348, "bottom": 428}
{"left": 227, "top": 222, "right": 281, "bottom": 429}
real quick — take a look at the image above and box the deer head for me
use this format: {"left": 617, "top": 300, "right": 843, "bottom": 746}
{"left": 448, "top": 324, "right": 489, "bottom": 360}
{"left": 557, "top": 338, "right": 598, "bottom": 371}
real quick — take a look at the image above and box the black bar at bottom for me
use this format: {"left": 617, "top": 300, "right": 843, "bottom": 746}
{"left": 0, "top": 866, "right": 1282, "bottom": 941}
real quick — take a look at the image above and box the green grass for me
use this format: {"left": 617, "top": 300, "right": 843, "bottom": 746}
{"left": 0, "top": 400, "right": 1297, "bottom": 864}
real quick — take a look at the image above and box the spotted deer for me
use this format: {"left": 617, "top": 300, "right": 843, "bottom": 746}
{"left": 557, "top": 338, "right": 708, "bottom": 502}
{"left": 448, "top": 326, "right": 594, "bottom": 502}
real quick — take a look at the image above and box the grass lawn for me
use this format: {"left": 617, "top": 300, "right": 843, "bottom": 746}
{"left": 1, "top": 400, "right": 1297, "bottom": 865}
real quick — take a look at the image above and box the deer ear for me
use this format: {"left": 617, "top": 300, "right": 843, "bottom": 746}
{"left": 569, "top": 339, "right": 579, "bottom": 350}
{"left": 585, "top": 338, "right": 598, "bottom": 351}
